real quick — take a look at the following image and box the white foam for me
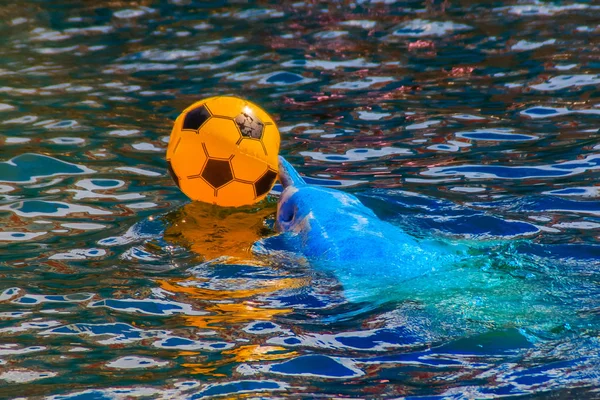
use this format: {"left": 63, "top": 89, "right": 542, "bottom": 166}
{"left": 496, "top": 4, "right": 592, "bottom": 16}
{"left": 314, "top": 31, "right": 348, "bottom": 39}
{"left": 115, "top": 167, "right": 162, "bottom": 177}
{"left": 391, "top": 19, "right": 472, "bottom": 37}
{"left": 357, "top": 111, "right": 391, "bottom": 121}
{"left": 3, "top": 115, "right": 37, "bottom": 124}
{"left": 511, "top": 39, "right": 555, "bottom": 51}
{"left": 5, "top": 137, "right": 30, "bottom": 144}
{"left": 132, "top": 142, "right": 164, "bottom": 152}
{"left": 113, "top": 7, "right": 155, "bottom": 19}
{"left": 329, "top": 77, "right": 394, "bottom": 90}
{"left": 49, "top": 248, "right": 107, "bottom": 260}
{"left": 0, "top": 369, "right": 56, "bottom": 383}
{"left": 530, "top": 75, "right": 600, "bottom": 91}
{"left": 406, "top": 120, "right": 441, "bottom": 130}
{"left": 301, "top": 147, "right": 411, "bottom": 162}
{"left": 0, "top": 232, "right": 46, "bottom": 241}
{"left": 281, "top": 58, "right": 378, "bottom": 70}
{"left": 340, "top": 20, "right": 376, "bottom": 29}
{"left": 107, "top": 356, "right": 168, "bottom": 369}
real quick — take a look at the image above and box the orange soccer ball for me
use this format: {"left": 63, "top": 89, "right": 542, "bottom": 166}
{"left": 166, "top": 97, "right": 280, "bottom": 207}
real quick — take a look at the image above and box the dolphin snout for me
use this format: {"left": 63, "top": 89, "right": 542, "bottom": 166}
{"left": 278, "top": 156, "right": 306, "bottom": 189}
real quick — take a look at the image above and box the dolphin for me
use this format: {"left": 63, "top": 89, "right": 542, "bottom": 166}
{"left": 255, "top": 156, "right": 467, "bottom": 301}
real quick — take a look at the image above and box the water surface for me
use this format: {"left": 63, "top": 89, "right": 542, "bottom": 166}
{"left": 1, "top": 0, "right": 599, "bottom": 398}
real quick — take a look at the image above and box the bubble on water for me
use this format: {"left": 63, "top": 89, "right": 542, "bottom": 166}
{"left": 13, "top": 293, "right": 94, "bottom": 305}
{"left": 11, "top": 17, "right": 28, "bottom": 25}
{"left": 554, "top": 64, "right": 578, "bottom": 71}
{"left": 5, "top": 137, "right": 30, "bottom": 144}
{"left": 64, "top": 26, "right": 114, "bottom": 35}
{"left": 3, "top": 115, "right": 37, "bottom": 124}
{"left": 258, "top": 71, "right": 317, "bottom": 86}
{"left": 452, "top": 114, "right": 486, "bottom": 121}
{"left": 0, "top": 103, "right": 14, "bottom": 111}
{"left": 49, "top": 137, "right": 85, "bottom": 144}
{"left": 132, "top": 142, "right": 164, "bottom": 152}
{"left": 0, "top": 288, "right": 21, "bottom": 301}
{"left": 496, "top": 4, "right": 592, "bottom": 16}
{"left": 0, "top": 231, "right": 46, "bottom": 241}
{"left": 126, "top": 202, "right": 158, "bottom": 209}
{"left": 0, "top": 344, "right": 46, "bottom": 356}
{"left": 427, "top": 141, "right": 472, "bottom": 152}
{"left": 107, "top": 356, "right": 169, "bottom": 369}
{"left": 266, "top": 355, "right": 364, "bottom": 378}
{"left": 357, "top": 111, "right": 391, "bottom": 121}
{"left": 543, "top": 187, "right": 600, "bottom": 198}
{"left": 89, "top": 298, "right": 207, "bottom": 316}
{"left": 115, "top": 167, "right": 162, "bottom": 177}
{"left": 422, "top": 153, "right": 600, "bottom": 180}
{"left": 113, "top": 7, "right": 155, "bottom": 19}
{"left": 511, "top": 39, "right": 556, "bottom": 51}
{"left": 109, "top": 129, "right": 140, "bottom": 136}
{"left": 61, "top": 223, "right": 106, "bottom": 230}
{"left": 301, "top": 147, "right": 412, "bottom": 162}
{"left": 576, "top": 25, "right": 600, "bottom": 32}
{"left": 206, "top": 37, "right": 245, "bottom": 45}
{"left": 30, "top": 28, "right": 71, "bottom": 41}
{"left": 340, "top": 20, "right": 377, "bottom": 29}
{"left": 49, "top": 248, "right": 107, "bottom": 260}
{"left": 282, "top": 58, "right": 378, "bottom": 70}
{"left": 0, "top": 200, "right": 110, "bottom": 217}
{"left": 530, "top": 75, "right": 600, "bottom": 91}
{"left": 184, "top": 55, "right": 247, "bottom": 71}
{"left": 243, "top": 321, "right": 288, "bottom": 335}
{"left": 0, "top": 311, "right": 31, "bottom": 319}
{"left": 406, "top": 120, "right": 441, "bottom": 130}
{"left": 36, "top": 46, "right": 81, "bottom": 55}
{"left": 0, "top": 369, "right": 57, "bottom": 383}
{"left": 153, "top": 336, "right": 234, "bottom": 351}
{"left": 314, "top": 31, "right": 348, "bottom": 39}
{"left": 390, "top": 19, "right": 472, "bottom": 37}
{"left": 196, "top": 380, "right": 290, "bottom": 398}
{"left": 456, "top": 129, "right": 538, "bottom": 141}
{"left": 450, "top": 187, "right": 486, "bottom": 193}
{"left": 132, "top": 47, "right": 219, "bottom": 61}
{"left": 328, "top": 76, "right": 394, "bottom": 90}
{"left": 521, "top": 106, "right": 600, "bottom": 119}
{"left": 232, "top": 8, "right": 284, "bottom": 20}
{"left": 553, "top": 222, "right": 600, "bottom": 230}
{"left": 104, "top": 63, "right": 178, "bottom": 74}
{"left": 270, "top": 328, "right": 424, "bottom": 351}
{"left": 41, "top": 322, "right": 168, "bottom": 345}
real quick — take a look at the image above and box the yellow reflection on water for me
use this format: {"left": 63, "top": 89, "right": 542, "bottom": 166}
{"left": 182, "top": 345, "right": 297, "bottom": 376}
{"left": 161, "top": 200, "right": 305, "bottom": 374}
{"left": 163, "top": 200, "right": 277, "bottom": 260}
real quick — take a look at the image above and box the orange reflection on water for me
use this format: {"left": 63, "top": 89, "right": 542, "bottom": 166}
{"left": 183, "top": 302, "right": 292, "bottom": 330}
{"left": 223, "top": 345, "right": 297, "bottom": 363}
{"left": 181, "top": 345, "right": 297, "bottom": 376}
{"left": 163, "top": 200, "right": 277, "bottom": 260}
{"left": 157, "top": 276, "right": 305, "bottom": 301}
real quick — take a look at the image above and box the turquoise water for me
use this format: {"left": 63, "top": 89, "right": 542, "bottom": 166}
{"left": 1, "top": 1, "right": 600, "bottom": 398}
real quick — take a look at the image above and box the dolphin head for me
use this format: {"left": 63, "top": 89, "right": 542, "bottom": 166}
{"left": 276, "top": 156, "right": 376, "bottom": 234}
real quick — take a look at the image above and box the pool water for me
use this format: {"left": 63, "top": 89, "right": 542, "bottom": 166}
{"left": 1, "top": 1, "right": 600, "bottom": 398}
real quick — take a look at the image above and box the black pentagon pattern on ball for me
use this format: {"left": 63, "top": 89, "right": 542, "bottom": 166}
{"left": 235, "top": 112, "right": 264, "bottom": 139}
{"left": 201, "top": 159, "right": 234, "bottom": 188}
{"left": 166, "top": 159, "right": 180, "bottom": 189}
{"left": 254, "top": 169, "right": 278, "bottom": 197}
{"left": 182, "top": 105, "right": 211, "bottom": 131}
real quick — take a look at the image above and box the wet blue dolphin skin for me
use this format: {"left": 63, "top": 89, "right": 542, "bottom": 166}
{"left": 265, "top": 157, "right": 466, "bottom": 301}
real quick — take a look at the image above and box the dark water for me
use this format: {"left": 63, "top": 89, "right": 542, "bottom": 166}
{"left": 1, "top": 0, "right": 600, "bottom": 398}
